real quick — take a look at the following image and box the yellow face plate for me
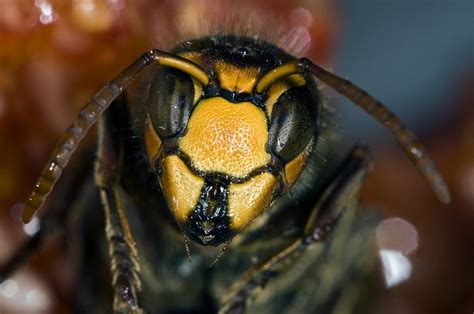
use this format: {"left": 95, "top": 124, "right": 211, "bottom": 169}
{"left": 178, "top": 53, "right": 260, "bottom": 94}
{"left": 178, "top": 52, "right": 205, "bottom": 67}
{"left": 179, "top": 97, "right": 270, "bottom": 178}
{"left": 161, "top": 155, "right": 204, "bottom": 223}
{"left": 144, "top": 116, "right": 162, "bottom": 162}
{"left": 228, "top": 172, "right": 277, "bottom": 230}
{"left": 214, "top": 61, "right": 260, "bottom": 93}
{"left": 285, "top": 143, "right": 312, "bottom": 186}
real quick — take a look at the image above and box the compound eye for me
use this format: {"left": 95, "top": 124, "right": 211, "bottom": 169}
{"left": 149, "top": 68, "right": 195, "bottom": 138}
{"left": 268, "top": 86, "right": 317, "bottom": 162}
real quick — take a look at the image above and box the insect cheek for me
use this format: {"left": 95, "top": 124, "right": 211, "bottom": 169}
{"left": 144, "top": 117, "right": 162, "bottom": 162}
{"left": 160, "top": 155, "right": 204, "bottom": 224}
{"left": 227, "top": 173, "right": 277, "bottom": 232}
{"left": 284, "top": 143, "right": 312, "bottom": 187}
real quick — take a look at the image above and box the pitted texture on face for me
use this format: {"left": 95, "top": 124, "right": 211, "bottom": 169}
{"left": 179, "top": 97, "right": 270, "bottom": 177}
{"left": 161, "top": 155, "right": 204, "bottom": 222}
{"left": 228, "top": 172, "right": 276, "bottom": 230}
{"left": 214, "top": 61, "right": 260, "bottom": 93}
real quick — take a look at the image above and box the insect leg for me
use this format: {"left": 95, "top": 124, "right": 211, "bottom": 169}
{"left": 100, "top": 187, "right": 143, "bottom": 314}
{"left": 96, "top": 108, "right": 143, "bottom": 314}
{"left": 218, "top": 145, "right": 372, "bottom": 314}
{"left": 303, "top": 145, "right": 372, "bottom": 243}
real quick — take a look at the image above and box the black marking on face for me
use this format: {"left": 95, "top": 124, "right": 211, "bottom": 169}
{"left": 202, "top": 86, "right": 267, "bottom": 108}
{"left": 185, "top": 177, "right": 233, "bottom": 246}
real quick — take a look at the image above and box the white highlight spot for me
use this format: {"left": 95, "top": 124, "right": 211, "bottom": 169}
{"left": 376, "top": 217, "right": 418, "bottom": 255}
{"left": 23, "top": 217, "right": 40, "bottom": 236}
{"left": 379, "top": 249, "right": 412, "bottom": 288}
{"left": 26, "top": 289, "right": 49, "bottom": 307}
{"left": 0, "top": 279, "right": 19, "bottom": 298}
{"left": 35, "top": 0, "right": 57, "bottom": 25}
{"left": 0, "top": 271, "right": 53, "bottom": 312}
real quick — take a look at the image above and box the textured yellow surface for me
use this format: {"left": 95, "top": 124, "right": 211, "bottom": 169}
{"left": 214, "top": 61, "right": 260, "bottom": 93}
{"left": 178, "top": 52, "right": 204, "bottom": 66}
{"left": 144, "top": 116, "right": 162, "bottom": 162}
{"left": 179, "top": 97, "right": 270, "bottom": 177}
{"left": 228, "top": 172, "right": 277, "bottom": 230}
{"left": 161, "top": 155, "right": 204, "bottom": 223}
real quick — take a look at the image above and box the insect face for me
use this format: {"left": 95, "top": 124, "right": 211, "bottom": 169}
{"left": 144, "top": 37, "right": 319, "bottom": 245}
